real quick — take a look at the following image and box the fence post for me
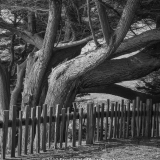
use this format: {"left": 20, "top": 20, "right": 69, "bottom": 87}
{"left": 146, "top": 99, "right": 152, "bottom": 138}
{"left": 105, "top": 100, "right": 109, "bottom": 140}
{"left": 136, "top": 97, "right": 140, "bottom": 137}
{"left": 113, "top": 102, "right": 117, "bottom": 138}
{"left": 117, "top": 103, "right": 120, "bottom": 138}
{"left": 11, "top": 105, "right": 17, "bottom": 157}
{"left": 131, "top": 100, "right": 136, "bottom": 138}
{"left": 156, "top": 103, "right": 159, "bottom": 137}
{"left": 126, "top": 102, "right": 130, "bottom": 138}
{"left": 119, "top": 100, "right": 124, "bottom": 138}
{"left": 109, "top": 103, "right": 114, "bottom": 139}
{"left": 78, "top": 108, "right": 83, "bottom": 146}
{"left": 139, "top": 101, "right": 142, "bottom": 136}
{"left": 86, "top": 103, "right": 89, "bottom": 144}
{"left": 158, "top": 103, "right": 160, "bottom": 137}
{"left": 100, "top": 103, "right": 104, "bottom": 141}
{"left": 54, "top": 105, "right": 61, "bottom": 149}
{"left": 123, "top": 105, "right": 126, "bottom": 138}
{"left": 141, "top": 103, "right": 146, "bottom": 137}
{"left": 88, "top": 103, "right": 94, "bottom": 144}
{"left": 30, "top": 107, "right": 36, "bottom": 154}
{"left": 48, "top": 106, "right": 54, "bottom": 148}
{"left": 18, "top": 111, "right": 23, "bottom": 156}
{"left": 36, "top": 106, "right": 41, "bottom": 153}
{"left": 1, "top": 110, "right": 9, "bottom": 160}
{"left": 96, "top": 104, "right": 100, "bottom": 141}
{"left": 24, "top": 105, "right": 30, "bottom": 155}
{"left": 65, "top": 108, "right": 70, "bottom": 148}
{"left": 151, "top": 104, "right": 155, "bottom": 137}
{"left": 72, "top": 103, "right": 77, "bottom": 147}
{"left": 42, "top": 104, "right": 47, "bottom": 152}
{"left": 93, "top": 106, "right": 96, "bottom": 142}
{"left": 60, "top": 108, "right": 66, "bottom": 148}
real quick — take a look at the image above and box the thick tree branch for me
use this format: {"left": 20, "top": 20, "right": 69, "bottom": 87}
{"left": 80, "top": 47, "right": 160, "bottom": 90}
{"left": 61, "top": 0, "right": 140, "bottom": 79}
{"left": 87, "top": 0, "right": 100, "bottom": 47}
{"left": 95, "top": 0, "right": 112, "bottom": 45}
{"left": 111, "top": 0, "right": 140, "bottom": 53}
{"left": 79, "top": 84, "right": 160, "bottom": 103}
{"left": 9, "top": 61, "right": 26, "bottom": 119}
{"left": 113, "top": 29, "right": 160, "bottom": 58}
{"left": 57, "top": 29, "right": 160, "bottom": 58}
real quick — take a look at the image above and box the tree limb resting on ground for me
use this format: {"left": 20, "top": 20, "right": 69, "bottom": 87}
{"left": 79, "top": 84, "right": 160, "bottom": 103}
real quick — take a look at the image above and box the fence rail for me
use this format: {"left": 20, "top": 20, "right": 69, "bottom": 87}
{"left": 1, "top": 97, "right": 160, "bottom": 159}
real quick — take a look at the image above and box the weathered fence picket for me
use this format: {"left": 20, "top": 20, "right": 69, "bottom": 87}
{"left": 54, "top": 105, "right": 60, "bottom": 149}
{"left": 72, "top": 104, "right": 77, "bottom": 147}
{"left": 113, "top": 102, "right": 117, "bottom": 138}
{"left": 18, "top": 111, "right": 22, "bottom": 156}
{"left": 132, "top": 100, "right": 136, "bottom": 137}
{"left": 96, "top": 104, "right": 100, "bottom": 141}
{"left": 60, "top": 108, "right": 66, "bottom": 148}
{"left": 139, "top": 101, "right": 142, "bottom": 136}
{"left": 24, "top": 105, "right": 30, "bottom": 155}
{"left": 100, "top": 104, "right": 104, "bottom": 141}
{"left": 88, "top": 103, "right": 94, "bottom": 144}
{"left": 117, "top": 103, "right": 120, "bottom": 138}
{"left": 126, "top": 102, "right": 130, "bottom": 138}
{"left": 105, "top": 100, "right": 109, "bottom": 140}
{"left": 156, "top": 103, "right": 159, "bottom": 137}
{"left": 123, "top": 104, "right": 126, "bottom": 138}
{"left": 11, "top": 105, "right": 17, "bottom": 157}
{"left": 78, "top": 107, "right": 83, "bottom": 145}
{"left": 136, "top": 97, "right": 140, "bottom": 137}
{"left": 142, "top": 103, "right": 146, "bottom": 136}
{"left": 48, "top": 106, "right": 53, "bottom": 148}
{"left": 1, "top": 110, "right": 9, "bottom": 159}
{"left": 65, "top": 108, "right": 70, "bottom": 148}
{"left": 36, "top": 106, "right": 41, "bottom": 153}
{"left": 119, "top": 101, "right": 123, "bottom": 138}
{"left": 151, "top": 104, "right": 155, "bottom": 137}
{"left": 93, "top": 106, "right": 96, "bottom": 142}
{"left": 109, "top": 103, "right": 114, "bottom": 139}
{"left": 30, "top": 107, "right": 36, "bottom": 154}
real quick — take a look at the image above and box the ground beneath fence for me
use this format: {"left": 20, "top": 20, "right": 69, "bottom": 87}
{"left": 5, "top": 138, "right": 160, "bottom": 160}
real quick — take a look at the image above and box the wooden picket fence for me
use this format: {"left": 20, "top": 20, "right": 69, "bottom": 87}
{"left": 1, "top": 97, "right": 160, "bottom": 159}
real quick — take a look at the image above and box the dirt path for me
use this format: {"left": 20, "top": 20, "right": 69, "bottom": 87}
{"left": 5, "top": 138, "right": 160, "bottom": 160}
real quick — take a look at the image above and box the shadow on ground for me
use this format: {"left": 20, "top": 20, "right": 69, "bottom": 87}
{"left": 5, "top": 138, "right": 160, "bottom": 160}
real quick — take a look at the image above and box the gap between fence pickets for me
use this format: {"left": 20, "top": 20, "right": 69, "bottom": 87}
{"left": 1, "top": 97, "right": 160, "bottom": 159}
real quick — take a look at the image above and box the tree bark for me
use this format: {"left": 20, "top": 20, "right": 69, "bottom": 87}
{"left": 80, "top": 84, "right": 160, "bottom": 103}
{"left": 95, "top": 0, "right": 112, "bottom": 45}
{"left": 0, "top": 63, "right": 10, "bottom": 120}
{"left": 9, "top": 61, "right": 26, "bottom": 118}
{"left": 87, "top": 0, "right": 99, "bottom": 47}
{"left": 27, "top": 12, "right": 36, "bottom": 34}
{"left": 45, "top": 41, "right": 160, "bottom": 114}
{"left": 80, "top": 47, "right": 160, "bottom": 88}
{"left": 63, "top": 0, "right": 82, "bottom": 41}
{"left": 22, "top": 0, "right": 62, "bottom": 112}
{"left": 44, "top": 0, "right": 140, "bottom": 114}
